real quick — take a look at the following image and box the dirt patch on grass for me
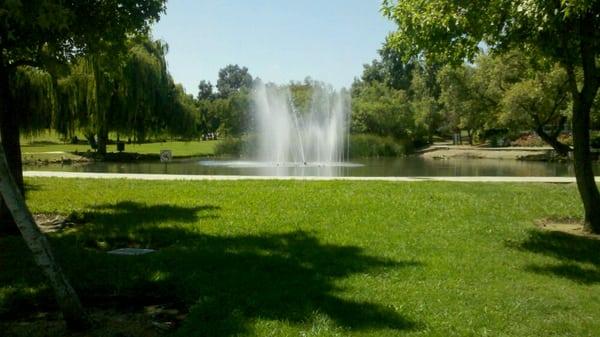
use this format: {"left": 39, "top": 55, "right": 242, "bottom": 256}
{"left": 33, "top": 213, "right": 83, "bottom": 233}
{"left": 535, "top": 217, "right": 600, "bottom": 240}
{"left": 1, "top": 294, "right": 187, "bottom": 337}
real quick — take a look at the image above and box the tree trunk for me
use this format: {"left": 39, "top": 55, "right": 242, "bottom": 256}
{"left": 0, "top": 65, "right": 23, "bottom": 191}
{"left": 534, "top": 126, "right": 571, "bottom": 157}
{"left": 572, "top": 98, "right": 600, "bottom": 232}
{"left": 569, "top": 13, "right": 600, "bottom": 233}
{"left": 0, "top": 64, "right": 19, "bottom": 234}
{"left": 96, "top": 127, "right": 108, "bottom": 155}
{"left": 0, "top": 145, "right": 89, "bottom": 329}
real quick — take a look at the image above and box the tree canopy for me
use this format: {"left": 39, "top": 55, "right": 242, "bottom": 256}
{"left": 382, "top": 0, "right": 600, "bottom": 231}
{"left": 216, "top": 64, "right": 253, "bottom": 98}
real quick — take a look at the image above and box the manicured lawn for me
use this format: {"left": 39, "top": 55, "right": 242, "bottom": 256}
{"left": 21, "top": 140, "right": 219, "bottom": 157}
{"left": 20, "top": 133, "right": 220, "bottom": 158}
{"left": 2, "top": 179, "right": 600, "bottom": 336}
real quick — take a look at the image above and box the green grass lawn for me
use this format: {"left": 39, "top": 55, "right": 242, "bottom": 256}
{"left": 20, "top": 132, "right": 220, "bottom": 158}
{"left": 21, "top": 140, "right": 219, "bottom": 157}
{"left": 2, "top": 179, "right": 600, "bottom": 336}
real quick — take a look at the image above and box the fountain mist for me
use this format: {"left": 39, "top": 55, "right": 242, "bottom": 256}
{"left": 252, "top": 81, "right": 350, "bottom": 165}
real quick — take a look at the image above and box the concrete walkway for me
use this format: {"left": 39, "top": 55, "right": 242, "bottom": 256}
{"left": 23, "top": 171, "right": 600, "bottom": 183}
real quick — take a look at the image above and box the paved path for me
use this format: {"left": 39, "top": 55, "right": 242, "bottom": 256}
{"left": 23, "top": 171, "right": 600, "bottom": 183}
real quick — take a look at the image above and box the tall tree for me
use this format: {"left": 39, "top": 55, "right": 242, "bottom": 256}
{"left": 361, "top": 46, "right": 416, "bottom": 91}
{"left": 410, "top": 62, "right": 442, "bottom": 144}
{"left": 55, "top": 37, "right": 194, "bottom": 152}
{"left": 351, "top": 81, "right": 416, "bottom": 140}
{"left": 0, "top": 0, "right": 165, "bottom": 190}
{"left": 197, "top": 80, "right": 214, "bottom": 100}
{"left": 499, "top": 63, "right": 572, "bottom": 155}
{"left": 437, "top": 64, "right": 487, "bottom": 143}
{"left": 383, "top": 0, "right": 600, "bottom": 232}
{"left": 0, "top": 0, "right": 166, "bottom": 328}
{"left": 216, "top": 64, "right": 253, "bottom": 98}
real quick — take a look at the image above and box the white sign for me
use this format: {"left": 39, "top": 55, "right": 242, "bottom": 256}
{"left": 160, "top": 150, "right": 172, "bottom": 162}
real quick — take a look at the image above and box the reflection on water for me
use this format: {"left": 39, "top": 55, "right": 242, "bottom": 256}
{"left": 24, "top": 157, "right": 600, "bottom": 177}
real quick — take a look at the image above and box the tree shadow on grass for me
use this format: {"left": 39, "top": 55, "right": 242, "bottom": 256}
{"left": 67, "top": 201, "right": 221, "bottom": 249}
{"left": 510, "top": 230, "right": 600, "bottom": 284}
{"left": 86, "top": 201, "right": 221, "bottom": 228}
{"left": 48, "top": 202, "right": 423, "bottom": 335}
{"left": 163, "top": 230, "right": 422, "bottom": 336}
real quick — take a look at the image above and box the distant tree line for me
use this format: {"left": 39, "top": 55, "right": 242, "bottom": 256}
{"left": 351, "top": 46, "right": 600, "bottom": 153}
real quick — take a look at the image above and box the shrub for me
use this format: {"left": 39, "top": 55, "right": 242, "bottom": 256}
{"left": 216, "top": 134, "right": 411, "bottom": 158}
{"left": 349, "top": 134, "right": 409, "bottom": 158}
{"left": 214, "top": 137, "right": 244, "bottom": 156}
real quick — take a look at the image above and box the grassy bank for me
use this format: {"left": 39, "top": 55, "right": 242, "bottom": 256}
{"left": 2, "top": 179, "right": 600, "bottom": 336}
{"left": 21, "top": 137, "right": 220, "bottom": 164}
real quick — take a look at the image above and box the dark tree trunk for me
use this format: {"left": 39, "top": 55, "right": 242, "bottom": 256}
{"left": 96, "top": 127, "right": 108, "bottom": 155}
{"left": 569, "top": 13, "right": 600, "bottom": 233}
{"left": 0, "top": 63, "right": 20, "bottom": 234}
{"left": 572, "top": 97, "right": 600, "bottom": 232}
{"left": 534, "top": 126, "right": 571, "bottom": 157}
{"left": 0, "top": 66, "right": 23, "bottom": 191}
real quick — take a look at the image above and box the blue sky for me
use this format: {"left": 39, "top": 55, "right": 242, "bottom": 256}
{"left": 151, "top": 0, "right": 395, "bottom": 95}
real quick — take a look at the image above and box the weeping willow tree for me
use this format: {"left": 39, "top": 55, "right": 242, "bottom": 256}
{"left": 120, "top": 39, "right": 169, "bottom": 142}
{"left": 10, "top": 66, "right": 56, "bottom": 136}
{"left": 122, "top": 39, "right": 197, "bottom": 140}
{"left": 0, "top": 66, "right": 57, "bottom": 235}
{"left": 166, "top": 83, "right": 198, "bottom": 139}
{"left": 55, "top": 55, "right": 117, "bottom": 153}
{"left": 54, "top": 37, "right": 197, "bottom": 153}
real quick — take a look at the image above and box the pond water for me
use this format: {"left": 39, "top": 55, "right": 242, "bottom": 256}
{"left": 23, "top": 157, "right": 600, "bottom": 177}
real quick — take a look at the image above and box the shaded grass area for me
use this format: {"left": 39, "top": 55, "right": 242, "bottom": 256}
{"left": 2, "top": 179, "right": 600, "bottom": 336}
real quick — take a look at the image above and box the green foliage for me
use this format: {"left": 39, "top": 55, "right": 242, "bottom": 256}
{"left": 197, "top": 98, "right": 224, "bottom": 136}
{"left": 9, "top": 67, "right": 56, "bottom": 135}
{"left": 288, "top": 79, "right": 314, "bottom": 114}
{"left": 381, "top": 0, "right": 600, "bottom": 66}
{"left": 216, "top": 64, "right": 253, "bottom": 98}
{"left": 52, "top": 36, "right": 197, "bottom": 144}
{"left": 380, "top": 0, "right": 600, "bottom": 153}
{"left": 360, "top": 46, "right": 416, "bottom": 91}
{"left": 500, "top": 64, "right": 570, "bottom": 131}
{"left": 166, "top": 84, "right": 198, "bottom": 139}
{"left": 351, "top": 81, "right": 419, "bottom": 141}
{"left": 195, "top": 64, "right": 256, "bottom": 137}
{"left": 217, "top": 90, "right": 251, "bottom": 137}
{"left": 1, "top": 0, "right": 166, "bottom": 67}
{"left": 197, "top": 80, "right": 214, "bottom": 100}
{"left": 349, "top": 134, "right": 409, "bottom": 158}
{"left": 437, "top": 64, "right": 482, "bottom": 136}
{"left": 410, "top": 64, "right": 443, "bottom": 141}
{"left": 214, "top": 137, "right": 245, "bottom": 157}
{"left": 434, "top": 47, "right": 581, "bottom": 149}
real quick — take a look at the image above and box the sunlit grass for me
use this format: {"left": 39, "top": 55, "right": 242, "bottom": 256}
{"left": 2, "top": 178, "right": 600, "bottom": 336}
{"left": 20, "top": 132, "right": 220, "bottom": 158}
